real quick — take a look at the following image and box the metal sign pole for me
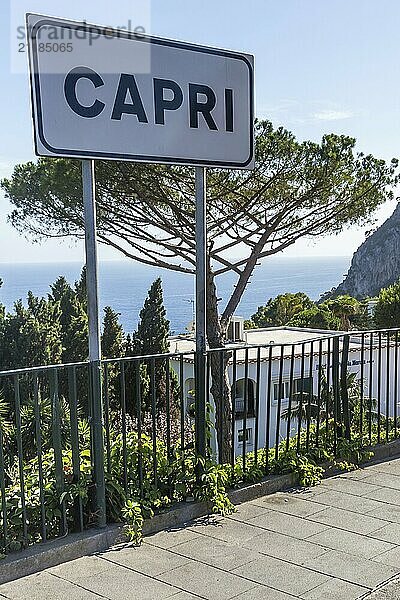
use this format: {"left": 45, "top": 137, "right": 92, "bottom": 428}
{"left": 82, "top": 159, "right": 106, "bottom": 527}
{"left": 195, "top": 166, "right": 207, "bottom": 459}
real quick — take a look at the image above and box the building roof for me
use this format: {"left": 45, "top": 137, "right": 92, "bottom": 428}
{"left": 168, "top": 326, "right": 392, "bottom": 365}
{"left": 168, "top": 326, "right": 361, "bottom": 364}
{"left": 243, "top": 327, "right": 335, "bottom": 347}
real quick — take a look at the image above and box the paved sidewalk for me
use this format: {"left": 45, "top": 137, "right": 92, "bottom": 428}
{"left": 2, "top": 457, "right": 400, "bottom": 600}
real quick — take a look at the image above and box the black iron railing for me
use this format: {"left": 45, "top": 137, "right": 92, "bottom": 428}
{"left": 0, "top": 328, "right": 399, "bottom": 555}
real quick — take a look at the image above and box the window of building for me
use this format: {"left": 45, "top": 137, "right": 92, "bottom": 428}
{"left": 272, "top": 377, "right": 313, "bottom": 405}
{"left": 233, "top": 379, "right": 256, "bottom": 416}
{"left": 238, "top": 427, "right": 253, "bottom": 445}
{"left": 235, "top": 321, "right": 241, "bottom": 340}
{"left": 184, "top": 378, "right": 195, "bottom": 415}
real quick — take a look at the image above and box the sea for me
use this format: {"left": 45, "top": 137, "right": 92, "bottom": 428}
{"left": 0, "top": 257, "right": 350, "bottom": 335}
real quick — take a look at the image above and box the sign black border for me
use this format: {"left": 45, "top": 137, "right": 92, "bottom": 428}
{"left": 27, "top": 15, "right": 255, "bottom": 169}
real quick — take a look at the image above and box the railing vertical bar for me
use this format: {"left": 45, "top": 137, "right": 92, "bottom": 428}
{"left": 306, "top": 342, "right": 314, "bottom": 451}
{"left": 206, "top": 355, "right": 211, "bottom": 458}
{"left": 326, "top": 338, "right": 331, "bottom": 438}
{"left": 360, "top": 333, "right": 365, "bottom": 438}
{"left": 386, "top": 331, "right": 390, "bottom": 443}
{"left": 218, "top": 351, "right": 224, "bottom": 464}
{"left": 275, "top": 345, "right": 284, "bottom": 459}
{"left": 286, "top": 345, "right": 295, "bottom": 451}
{"left": 179, "top": 354, "right": 186, "bottom": 500}
{"left": 50, "top": 370, "right": 67, "bottom": 536}
{"left": 119, "top": 362, "right": 128, "bottom": 493}
{"left": 165, "top": 358, "right": 172, "bottom": 495}
{"left": 242, "top": 348, "right": 249, "bottom": 472}
{"left": 103, "top": 364, "right": 111, "bottom": 474}
{"left": 265, "top": 345, "right": 273, "bottom": 473}
{"left": 377, "top": 332, "right": 382, "bottom": 444}
{"left": 254, "top": 347, "right": 261, "bottom": 465}
{"left": 150, "top": 358, "right": 158, "bottom": 488}
{"left": 33, "top": 372, "right": 47, "bottom": 542}
{"left": 0, "top": 389, "right": 7, "bottom": 552}
{"left": 316, "top": 340, "right": 323, "bottom": 447}
{"left": 165, "top": 358, "right": 171, "bottom": 462}
{"left": 395, "top": 331, "right": 398, "bottom": 439}
{"left": 341, "top": 335, "right": 351, "bottom": 441}
{"left": 14, "top": 374, "right": 28, "bottom": 545}
{"left": 231, "top": 350, "right": 237, "bottom": 469}
{"left": 179, "top": 354, "right": 185, "bottom": 463}
{"left": 332, "top": 336, "right": 340, "bottom": 454}
{"left": 0, "top": 419, "right": 7, "bottom": 553}
{"left": 135, "top": 361, "right": 143, "bottom": 497}
{"left": 296, "top": 345, "right": 305, "bottom": 452}
{"left": 368, "top": 333, "right": 374, "bottom": 445}
{"left": 87, "top": 364, "right": 94, "bottom": 461}
{"left": 68, "top": 366, "right": 83, "bottom": 532}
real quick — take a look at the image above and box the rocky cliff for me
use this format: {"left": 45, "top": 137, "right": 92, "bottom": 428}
{"left": 326, "top": 203, "right": 400, "bottom": 299}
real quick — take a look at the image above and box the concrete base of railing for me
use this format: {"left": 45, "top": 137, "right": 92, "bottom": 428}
{"left": 2, "top": 438, "right": 400, "bottom": 585}
{"left": 365, "top": 438, "right": 400, "bottom": 461}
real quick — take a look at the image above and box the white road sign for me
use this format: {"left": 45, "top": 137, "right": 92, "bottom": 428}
{"left": 27, "top": 14, "right": 255, "bottom": 169}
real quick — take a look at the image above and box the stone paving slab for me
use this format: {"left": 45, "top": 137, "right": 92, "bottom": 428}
{"left": 0, "top": 572, "right": 104, "bottom": 600}
{"left": 320, "top": 477, "right": 384, "bottom": 497}
{"left": 170, "top": 593, "right": 203, "bottom": 600}
{"left": 362, "top": 576, "right": 400, "bottom": 599}
{"left": 301, "top": 578, "right": 367, "bottom": 600}
{"left": 165, "top": 535, "right": 260, "bottom": 571}
{"left": 70, "top": 565, "right": 180, "bottom": 600}
{"left": 306, "top": 528, "right": 396, "bottom": 560}
{"left": 246, "top": 508, "right": 330, "bottom": 539}
{"left": 158, "top": 560, "right": 255, "bottom": 599}
{"left": 302, "top": 549, "right": 398, "bottom": 588}
{"left": 372, "top": 547, "right": 400, "bottom": 569}
{"left": 231, "top": 554, "right": 330, "bottom": 596}
{"left": 365, "top": 487, "right": 400, "bottom": 505}
{"left": 366, "top": 503, "right": 400, "bottom": 525}
{"left": 305, "top": 506, "right": 388, "bottom": 535}
{"left": 370, "top": 459, "right": 400, "bottom": 476}
{"left": 241, "top": 528, "right": 329, "bottom": 565}
{"left": 2, "top": 456, "right": 400, "bottom": 599}
{"left": 249, "top": 492, "right": 327, "bottom": 518}
{"left": 232, "top": 585, "right": 296, "bottom": 599}
{"left": 362, "top": 473, "right": 400, "bottom": 491}
{"left": 98, "top": 544, "right": 190, "bottom": 576}
{"left": 302, "top": 489, "right": 386, "bottom": 514}
{"left": 370, "top": 524, "right": 400, "bottom": 545}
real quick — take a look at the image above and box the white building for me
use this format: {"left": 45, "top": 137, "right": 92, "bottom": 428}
{"left": 170, "top": 320, "right": 400, "bottom": 458}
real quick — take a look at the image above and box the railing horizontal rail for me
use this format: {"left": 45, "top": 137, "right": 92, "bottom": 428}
{"left": 0, "top": 361, "right": 89, "bottom": 377}
{"left": 102, "top": 350, "right": 195, "bottom": 364}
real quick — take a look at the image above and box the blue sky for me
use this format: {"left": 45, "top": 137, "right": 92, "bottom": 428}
{"left": 0, "top": 0, "right": 399, "bottom": 263}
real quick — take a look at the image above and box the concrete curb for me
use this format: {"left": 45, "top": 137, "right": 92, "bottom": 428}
{"left": 1, "top": 440, "right": 400, "bottom": 585}
{"left": 0, "top": 526, "right": 123, "bottom": 586}
{"left": 364, "top": 439, "right": 400, "bottom": 462}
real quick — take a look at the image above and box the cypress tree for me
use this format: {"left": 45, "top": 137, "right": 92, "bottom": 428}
{"left": 137, "top": 278, "right": 170, "bottom": 356}
{"left": 101, "top": 307, "right": 125, "bottom": 413}
{"left": 135, "top": 278, "right": 180, "bottom": 414}
{"left": 101, "top": 307, "right": 125, "bottom": 359}
{"left": 75, "top": 267, "right": 87, "bottom": 306}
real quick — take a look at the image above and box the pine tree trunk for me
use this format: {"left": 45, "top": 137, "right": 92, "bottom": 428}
{"left": 205, "top": 265, "right": 232, "bottom": 464}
